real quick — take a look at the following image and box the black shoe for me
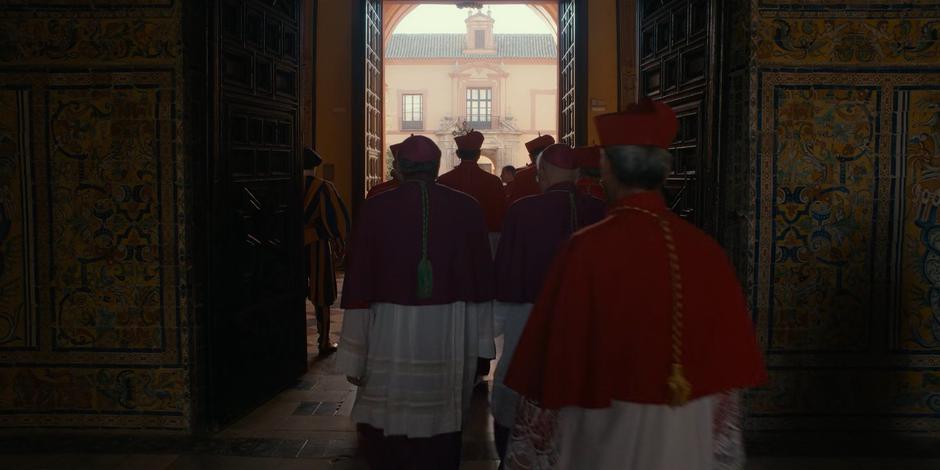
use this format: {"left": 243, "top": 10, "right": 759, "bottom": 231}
{"left": 318, "top": 343, "right": 338, "bottom": 355}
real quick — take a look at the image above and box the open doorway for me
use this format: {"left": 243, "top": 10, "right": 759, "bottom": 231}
{"left": 383, "top": 4, "right": 559, "bottom": 178}
{"left": 352, "top": 0, "right": 586, "bottom": 212}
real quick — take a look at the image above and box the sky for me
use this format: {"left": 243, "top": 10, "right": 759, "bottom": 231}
{"left": 393, "top": 4, "right": 553, "bottom": 34}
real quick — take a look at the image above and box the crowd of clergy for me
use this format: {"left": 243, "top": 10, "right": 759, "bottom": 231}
{"left": 302, "top": 99, "right": 767, "bottom": 470}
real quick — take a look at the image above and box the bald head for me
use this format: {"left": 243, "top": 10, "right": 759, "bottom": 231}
{"left": 536, "top": 154, "right": 580, "bottom": 191}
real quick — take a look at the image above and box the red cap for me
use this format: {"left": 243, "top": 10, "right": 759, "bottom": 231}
{"left": 454, "top": 131, "right": 484, "bottom": 151}
{"left": 396, "top": 135, "right": 441, "bottom": 162}
{"left": 525, "top": 134, "right": 555, "bottom": 155}
{"left": 572, "top": 146, "right": 601, "bottom": 169}
{"left": 594, "top": 99, "right": 678, "bottom": 149}
{"left": 389, "top": 142, "right": 403, "bottom": 159}
{"left": 539, "top": 143, "right": 578, "bottom": 170}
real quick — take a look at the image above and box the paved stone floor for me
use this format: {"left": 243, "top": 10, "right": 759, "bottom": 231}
{"left": 2, "top": 302, "right": 940, "bottom": 469}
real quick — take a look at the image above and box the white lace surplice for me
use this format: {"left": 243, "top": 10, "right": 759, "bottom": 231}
{"left": 336, "top": 301, "right": 495, "bottom": 438}
{"left": 505, "top": 391, "right": 745, "bottom": 470}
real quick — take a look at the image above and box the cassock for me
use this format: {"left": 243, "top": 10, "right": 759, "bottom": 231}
{"left": 503, "top": 101, "right": 767, "bottom": 470}
{"left": 437, "top": 131, "right": 506, "bottom": 254}
{"left": 337, "top": 135, "right": 496, "bottom": 462}
{"left": 491, "top": 144, "right": 606, "bottom": 460}
{"left": 506, "top": 135, "right": 554, "bottom": 205}
{"left": 366, "top": 178, "right": 399, "bottom": 199}
{"left": 303, "top": 174, "right": 350, "bottom": 307}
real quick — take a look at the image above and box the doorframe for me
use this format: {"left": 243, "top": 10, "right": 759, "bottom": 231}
{"left": 573, "top": 0, "right": 589, "bottom": 147}
{"left": 351, "top": 1, "right": 580, "bottom": 216}
{"left": 185, "top": 0, "right": 212, "bottom": 435}
{"left": 632, "top": 0, "right": 723, "bottom": 234}
{"left": 557, "top": 0, "right": 589, "bottom": 147}
{"left": 352, "top": 0, "right": 364, "bottom": 214}
{"left": 349, "top": 0, "right": 376, "bottom": 216}
{"left": 201, "top": 0, "right": 310, "bottom": 431}
{"left": 702, "top": 0, "right": 724, "bottom": 236}
{"left": 314, "top": 1, "right": 319, "bottom": 150}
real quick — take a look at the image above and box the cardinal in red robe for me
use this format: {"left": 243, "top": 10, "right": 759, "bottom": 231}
{"left": 437, "top": 130, "right": 506, "bottom": 254}
{"left": 490, "top": 143, "right": 606, "bottom": 462}
{"left": 506, "top": 134, "right": 554, "bottom": 205}
{"left": 503, "top": 99, "right": 766, "bottom": 470}
{"left": 573, "top": 145, "right": 606, "bottom": 201}
{"left": 337, "top": 135, "right": 495, "bottom": 470}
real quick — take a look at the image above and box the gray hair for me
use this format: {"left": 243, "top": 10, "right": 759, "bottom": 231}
{"left": 603, "top": 145, "right": 672, "bottom": 190}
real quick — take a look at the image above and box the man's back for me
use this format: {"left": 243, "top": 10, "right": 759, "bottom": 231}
{"left": 342, "top": 181, "right": 494, "bottom": 309}
{"left": 496, "top": 183, "right": 606, "bottom": 303}
{"left": 506, "top": 165, "right": 540, "bottom": 204}
{"left": 503, "top": 191, "right": 765, "bottom": 470}
{"left": 365, "top": 179, "right": 399, "bottom": 199}
{"left": 490, "top": 180, "right": 607, "bottom": 450}
{"left": 506, "top": 191, "right": 766, "bottom": 408}
{"left": 501, "top": 99, "right": 764, "bottom": 470}
{"left": 437, "top": 161, "right": 506, "bottom": 232}
{"left": 338, "top": 180, "right": 496, "bottom": 443}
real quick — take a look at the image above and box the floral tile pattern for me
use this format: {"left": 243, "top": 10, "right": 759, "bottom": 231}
{"left": 0, "top": 1, "right": 189, "bottom": 430}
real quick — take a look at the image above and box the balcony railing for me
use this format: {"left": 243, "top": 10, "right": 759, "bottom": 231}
{"left": 401, "top": 120, "right": 424, "bottom": 131}
{"left": 458, "top": 115, "right": 500, "bottom": 130}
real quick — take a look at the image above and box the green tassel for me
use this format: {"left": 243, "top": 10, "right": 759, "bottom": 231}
{"left": 417, "top": 257, "right": 433, "bottom": 299}
{"left": 416, "top": 181, "right": 433, "bottom": 299}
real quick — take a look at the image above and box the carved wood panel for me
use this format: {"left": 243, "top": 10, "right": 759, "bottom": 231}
{"left": 210, "top": 0, "right": 306, "bottom": 428}
{"left": 352, "top": 0, "right": 384, "bottom": 213}
{"left": 558, "top": 0, "right": 587, "bottom": 147}
{"left": 639, "top": 0, "right": 716, "bottom": 230}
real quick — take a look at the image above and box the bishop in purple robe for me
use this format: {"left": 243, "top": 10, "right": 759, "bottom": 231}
{"left": 336, "top": 134, "right": 496, "bottom": 470}
{"left": 490, "top": 143, "right": 607, "bottom": 462}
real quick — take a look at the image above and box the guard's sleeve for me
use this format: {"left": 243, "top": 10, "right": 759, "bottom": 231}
{"left": 320, "top": 183, "right": 350, "bottom": 242}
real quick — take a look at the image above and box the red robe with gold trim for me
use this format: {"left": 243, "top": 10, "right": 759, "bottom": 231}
{"left": 505, "top": 191, "right": 766, "bottom": 409}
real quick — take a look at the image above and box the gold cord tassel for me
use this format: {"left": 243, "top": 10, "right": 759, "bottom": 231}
{"left": 615, "top": 206, "right": 692, "bottom": 408}
{"left": 667, "top": 363, "right": 691, "bottom": 406}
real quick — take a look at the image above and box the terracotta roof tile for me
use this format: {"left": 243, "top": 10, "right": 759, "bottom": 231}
{"left": 386, "top": 34, "right": 556, "bottom": 59}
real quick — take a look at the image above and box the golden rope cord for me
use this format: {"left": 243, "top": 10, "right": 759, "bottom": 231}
{"left": 611, "top": 205, "right": 691, "bottom": 407}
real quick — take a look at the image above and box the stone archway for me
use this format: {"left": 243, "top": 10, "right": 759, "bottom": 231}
{"left": 478, "top": 155, "right": 496, "bottom": 174}
{"left": 383, "top": 2, "right": 559, "bottom": 44}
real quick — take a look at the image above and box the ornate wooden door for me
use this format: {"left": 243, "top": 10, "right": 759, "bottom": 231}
{"left": 638, "top": 0, "right": 717, "bottom": 230}
{"left": 209, "top": 0, "right": 307, "bottom": 427}
{"left": 558, "top": 0, "right": 587, "bottom": 147}
{"left": 353, "top": 0, "right": 384, "bottom": 213}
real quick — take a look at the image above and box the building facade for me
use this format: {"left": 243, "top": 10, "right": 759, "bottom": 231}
{"left": 385, "top": 11, "right": 557, "bottom": 175}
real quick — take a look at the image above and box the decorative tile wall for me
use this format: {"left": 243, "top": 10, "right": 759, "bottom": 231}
{"left": 0, "top": 1, "right": 191, "bottom": 431}
{"left": 748, "top": 0, "right": 940, "bottom": 432}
